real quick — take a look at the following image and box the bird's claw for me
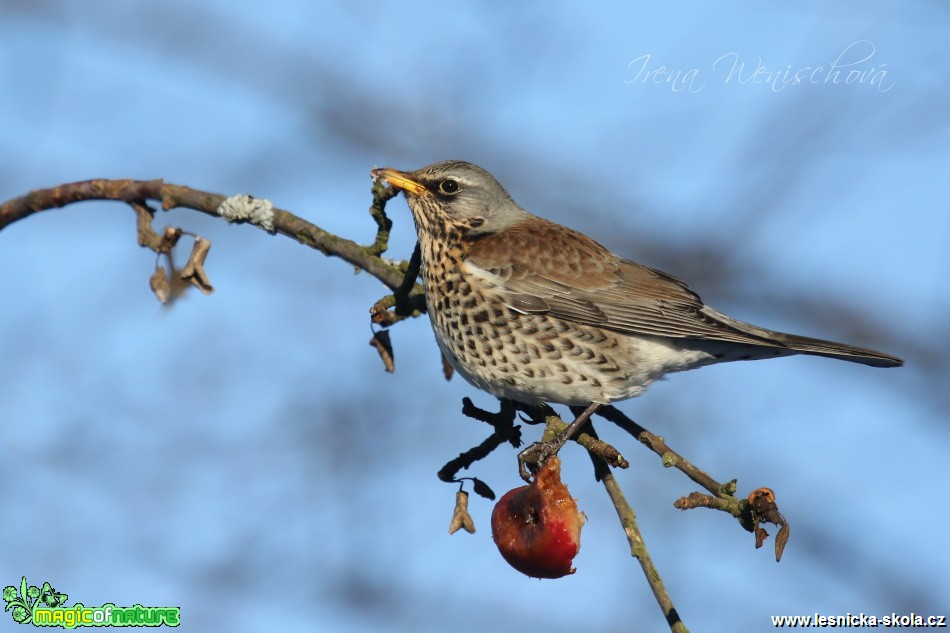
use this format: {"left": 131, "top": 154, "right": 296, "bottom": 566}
{"left": 517, "top": 439, "right": 562, "bottom": 482}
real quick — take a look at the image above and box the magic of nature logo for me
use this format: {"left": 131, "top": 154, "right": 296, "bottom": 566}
{"left": 3, "top": 577, "right": 180, "bottom": 628}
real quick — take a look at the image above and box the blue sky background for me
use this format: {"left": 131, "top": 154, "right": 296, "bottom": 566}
{"left": 1, "top": 2, "right": 947, "bottom": 631}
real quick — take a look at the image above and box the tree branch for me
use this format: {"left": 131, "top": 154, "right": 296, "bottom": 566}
{"left": 0, "top": 178, "right": 423, "bottom": 300}
{"left": 596, "top": 406, "right": 735, "bottom": 497}
{"left": 599, "top": 469, "right": 688, "bottom": 633}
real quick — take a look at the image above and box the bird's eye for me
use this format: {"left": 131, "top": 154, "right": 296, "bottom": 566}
{"left": 439, "top": 179, "right": 460, "bottom": 195}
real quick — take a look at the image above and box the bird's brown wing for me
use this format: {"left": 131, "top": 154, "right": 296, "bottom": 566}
{"left": 465, "top": 219, "right": 780, "bottom": 346}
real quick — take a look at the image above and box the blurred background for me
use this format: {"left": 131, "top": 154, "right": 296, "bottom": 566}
{"left": 1, "top": 1, "right": 947, "bottom": 631}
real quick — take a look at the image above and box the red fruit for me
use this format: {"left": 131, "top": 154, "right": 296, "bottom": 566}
{"left": 491, "top": 456, "right": 584, "bottom": 579}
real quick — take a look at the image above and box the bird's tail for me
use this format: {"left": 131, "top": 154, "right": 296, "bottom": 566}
{"left": 765, "top": 330, "right": 903, "bottom": 367}
{"left": 702, "top": 307, "right": 904, "bottom": 368}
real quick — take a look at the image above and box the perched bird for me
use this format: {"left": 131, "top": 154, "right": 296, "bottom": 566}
{"left": 371, "top": 161, "right": 902, "bottom": 465}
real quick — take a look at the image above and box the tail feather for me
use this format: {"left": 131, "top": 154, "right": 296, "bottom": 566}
{"left": 702, "top": 307, "right": 904, "bottom": 368}
{"left": 767, "top": 330, "right": 904, "bottom": 368}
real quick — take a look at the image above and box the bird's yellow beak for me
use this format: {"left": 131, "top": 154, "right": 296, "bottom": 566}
{"left": 371, "top": 167, "right": 428, "bottom": 196}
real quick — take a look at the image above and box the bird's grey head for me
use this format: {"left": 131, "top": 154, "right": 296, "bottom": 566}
{"left": 372, "top": 160, "right": 532, "bottom": 236}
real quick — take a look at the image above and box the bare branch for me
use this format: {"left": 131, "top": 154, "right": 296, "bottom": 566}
{"left": 597, "top": 405, "right": 736, "bottom": 497}
{"left": 600, "top": 469, "right": 688, "bottom": 633}
{"left": 0, "top": 179, "right": 423, "bottom": 300}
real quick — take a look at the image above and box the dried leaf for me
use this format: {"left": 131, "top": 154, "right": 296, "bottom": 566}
{"left": 149, "top": 265, "right": 170, "bottom": 304}
{"left": 747, "top": 487, "right": 789, "bottom": 562}
{"left": 472, "top": 477, "right": 496, "bottom": 500}
{"left": 448, "top": 491, "right": 476, "bottom": 534}
{"left": 179, "top": 237, "right": 214, "bottom": 295}
{"left": 441, "top": 352, "right": 454, "bottom": 381}
{"left": 748, "top": 488, "right": 782, "bottom": 524}
{"left": 369, "top": 330, "right": 395, "bottom": 373}
{"left": 774, "top": 520, "right": 790, "bottom": 562}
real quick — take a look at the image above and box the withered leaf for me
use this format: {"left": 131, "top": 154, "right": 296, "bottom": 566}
{"left": 471, "top": 477, "right": 496, "bottom": 500}
{"left": 774, "top": 520, "right": 790, "bottom": 562}
{"left": 448, "top": 490, "right": 476, "bottom": 535}
{"left": 369, "top": 330, "right": 395, "bottom": 373}
{"left": 441, "top": 352, "right": 454, "bottom": 381}
{"left": 149, "top": 265, "right": 170, "bottom": 304}
{"left": 179, "top": 237, "right": 214, "bottom": 295}
{"left": 747, "top": 487, "right": 789, "bottom": 562}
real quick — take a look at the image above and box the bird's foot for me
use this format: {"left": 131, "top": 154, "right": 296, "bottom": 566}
{"left": 517, "top": 438, "right": 565, "bottom": 482}
{"left": 517, "top": 402, "right": 603, "bottom": 481}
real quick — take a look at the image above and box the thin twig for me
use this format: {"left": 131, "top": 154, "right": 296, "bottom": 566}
{"left": 437, "top": 399, "right": 522, "bottom": 483}
{"left": 595, "top": 455, "right": 688, "bottom": 632}
{"left": 597, "top": 406, "right": 789, "bottom": 557}
{"left": 365, "top": 180, "right": 398, "bottom": 257}
{"left": 597, "top": 405, "right": 736, "bottom": 498}
{"left": 538, "top": 414, "right": 629, "bottom": 472}
{"left": 370, "top": 242, "right": 426, "bottom": 327}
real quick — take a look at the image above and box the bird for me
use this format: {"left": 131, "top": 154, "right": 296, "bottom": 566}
{"left": 371, "top": 160, "right": 903, "bottom": 469}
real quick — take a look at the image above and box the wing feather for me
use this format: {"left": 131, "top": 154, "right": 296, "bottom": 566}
{"left": 466, "top": 219, "right": 781, "bottom": 347}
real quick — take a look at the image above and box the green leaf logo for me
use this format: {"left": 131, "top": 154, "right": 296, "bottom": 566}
{"left": 2, "top": 576, "right": 68, "bottom": 625}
